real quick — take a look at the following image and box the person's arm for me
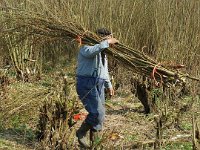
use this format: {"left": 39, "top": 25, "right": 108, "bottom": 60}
{"left": 104, "top": 37, "right": 119, "bottom": 96}
{"left": 80, "top": 38, "right": 119, "bottom": 58}
{"left": 80, "top": 40, "right": 109, "bottom": 58}
{"left": 104, "top": 57, "right": 115, "bottom": 96}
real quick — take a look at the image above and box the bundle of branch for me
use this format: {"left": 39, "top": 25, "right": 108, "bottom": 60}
{"left": 1, "top": 9, "right": 199, "bottom": 84}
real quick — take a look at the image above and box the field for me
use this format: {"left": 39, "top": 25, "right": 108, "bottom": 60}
{"left": 0, "top": 0, "right": 200, "bottom": 149}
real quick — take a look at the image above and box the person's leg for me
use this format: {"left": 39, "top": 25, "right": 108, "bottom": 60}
{"left": 85, "top": 78, "right": 105, "bottom": 131}
{"left": 76, "top": 77, "right": 93, "bottom": 148}
{"left": 80, "top": 84, "right": 105, "bottom": 131}
{"left": 76, "top": 77, "right": 105, "bottom": 147}
{"left": 90, "top": 78, "right": 106, "bottom": 146}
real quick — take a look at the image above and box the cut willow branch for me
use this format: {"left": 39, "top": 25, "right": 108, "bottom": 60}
{"left": 1, "top": 9, "right": 199, "bottom": 84}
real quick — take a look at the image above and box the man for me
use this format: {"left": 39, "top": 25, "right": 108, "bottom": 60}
{"left": 76, "top": 28, "right": 119, "bottom": 148}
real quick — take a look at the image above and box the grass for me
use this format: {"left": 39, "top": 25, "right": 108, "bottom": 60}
{"left": 0, "top": 138, "right": 33, "bottom": 150}
{"left": 125, "top": 134, "right": 138, "bottom": 142}
{"left": 180, "top": 122, "right": 193, "bottom": 131}
{"left": 0, "top": 128, "right": 35, "bottom": 150}
{"left": 0, "top": 74, "right": 199, "bottom": 149}
{"left": 0, "top": 0, "right": 200, "bottom": 149}
{"left": 0, "top": 113, "right": 36, "bottom": 149}
{"left": 0, "top": 139, "right": 18, "bottom": 150}
{"left": 163, "top": 142, "right": 193, "bottom": 150}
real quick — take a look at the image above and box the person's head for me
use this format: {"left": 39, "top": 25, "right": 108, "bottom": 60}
{"left": 96, "top": 28, "right": 112, "bottom": 40}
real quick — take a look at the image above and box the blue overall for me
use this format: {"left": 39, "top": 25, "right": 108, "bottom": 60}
{"left": 76, "top": 76, "right": 105, "bottom": 131}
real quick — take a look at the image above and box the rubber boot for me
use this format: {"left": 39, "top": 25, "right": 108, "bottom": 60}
{"left": 76, "top": 122, "right": 91, "bottom": 148}
{"left": 90, "top": 129, "right": 101, "bottom": 148}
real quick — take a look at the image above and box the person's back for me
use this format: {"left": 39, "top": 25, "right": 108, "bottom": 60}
{"left": 76, "top": 40, "right": 112, "bottom": 88}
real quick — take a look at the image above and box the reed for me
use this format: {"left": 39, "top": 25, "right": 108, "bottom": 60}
{"left": 1, "top": 7, "right": 199, "bottom": 85}
{"left": 0, "top": 0, "right": 200, "bottom": 86}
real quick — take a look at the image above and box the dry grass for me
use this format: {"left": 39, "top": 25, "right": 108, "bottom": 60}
{"left": 0, "top": 0, "right": 200, "bottom": 149}
{"left": 1, "top": 0, "right": 200, "bottom": 85}
{"left": 0, "top": 68, "right": 199, "bottom": 149}
{"left": 1, "top": 7, "right": 199, "bottom": 85}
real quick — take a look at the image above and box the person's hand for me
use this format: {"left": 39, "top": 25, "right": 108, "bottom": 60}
{"left": 107, "top": 38, "right": 119, "bottom": 44}
{"left": 108, "top": 88, "right": 115, "bottom": 97}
